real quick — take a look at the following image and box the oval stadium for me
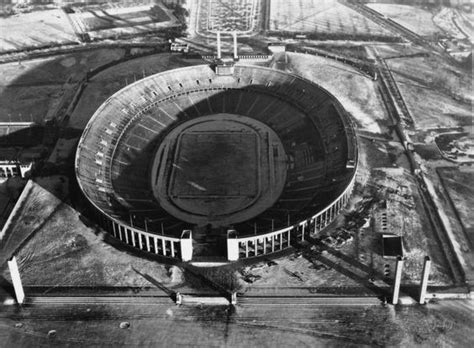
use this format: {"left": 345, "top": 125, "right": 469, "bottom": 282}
{"left": 75, "top": 63, "right": 358, "bottom": 262}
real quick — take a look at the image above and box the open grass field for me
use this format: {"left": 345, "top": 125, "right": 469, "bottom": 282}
{"left": 385, "top": 55, "right": 472, "bottom": 101}
{"left": 152, "top": 114, "right": 286, "bottom": 226}
{"left": 456, "top": 8, "right": 474, "bottom": 42}
{"left": 286, "top": 52, "right": 390, "bottom": 134}
{"left": 81, "top": 8, "right": 169, "bottom": 30}
{"left": 437, "top": 167, "right": 474, "bottom": 246}
{"left": 434, "top": 7, "right": 469, "bottom": 40}
{"left": 67, "top": 54, "right": 202, "bottom": 130}
{"left": 0, "top": 177, "right": 66, "bottom": 267}
{"left": 0, "top": 10, "right": 77, "bottom": 53}
{"left": 379, "top": 52, "right": 472, "bottom": 130}
{"left": 422, "top": 167, "right": 474, "bottom": 286}
{"left": 80, "top": 8, "right": 170, "bottom": 32}
{"left": 171, "top": 132, "right": 258, "bottom": 197}
{"left": 0, "top": 49, "right": 125, "bottom": 124}
{"left": 394, "top": 74, "right": 472, "bottom": 129}
{"left": 367, "top": 4, "right": 440, "bottom": 37}
{"left": 68, "top": 4, "right": 177, "bottom": 40}
{"left": 0, "top": 177, "right": 174, "bottom": 287}
{"left": 269, "top": 0, "right": 391, "bottom": 37}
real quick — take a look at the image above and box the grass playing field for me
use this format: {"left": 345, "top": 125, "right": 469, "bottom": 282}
{"left": 152, "top": 114, "right": 286, "bottom": 226}
{"left": 171, "top": 132, "right": 259, "bottom": 197}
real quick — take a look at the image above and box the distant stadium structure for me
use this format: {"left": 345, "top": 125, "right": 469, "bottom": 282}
{"left": 75, "top": 63, "right": 358, "bottom": 263}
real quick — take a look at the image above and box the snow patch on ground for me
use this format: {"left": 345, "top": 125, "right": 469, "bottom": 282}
{"left": 0, "top": 10, "right": 77, "bottom": 52}
{"left": 287, "top": 53, "right": 386, "bottom": 134}
{"left": 367, "top": 4, "right": 439, "bottom": 36}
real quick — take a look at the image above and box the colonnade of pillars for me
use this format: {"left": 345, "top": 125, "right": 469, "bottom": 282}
{"left": 233, "top": 229, "right": 292, "bottom": 260}
{"left": 95, "top": 211, "right": 192, "bottom": 261}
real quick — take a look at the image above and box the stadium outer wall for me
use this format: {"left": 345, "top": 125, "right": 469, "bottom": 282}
{"left": 75, "top": 64, "right": 358, "bottom": 263}
{"left": 87, "top": 160, "right": 357, "bottom": 262}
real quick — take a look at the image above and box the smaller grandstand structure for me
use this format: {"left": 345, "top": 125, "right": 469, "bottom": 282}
{"left": 0, "top": 149, "right": 37, "bottom": 180}
{"left": 0, "top": 122, "right": 44, "bottom": 180}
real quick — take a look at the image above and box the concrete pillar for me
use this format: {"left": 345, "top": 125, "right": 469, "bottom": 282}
{"left": 180, "top": 230, "right": 193, "bottom": 262}
{"left": 227, "top": 230, "right": 239, "bottom": 261}
{"left": 175, "top": 292, "right": 182, "bottom": 305}
{"left": 392, "top": 256, "right": 405, "bottom": 305}
{"left": 419, "top": 256, "right": 431, "bottom": 304}
{"left": 170, "top": 240, "right": 175, "bottom": 257}
{"left": 145, "top": 235, "right": 151, "bottom": 252}
{"left": 130, "top": 228, "right": 136, "bottom": 246}
{"left": 233, "top": 31, "right": 238, "bottom": 60}
{"left": 154, "top": 237, "right": 159, "bottom": 255}
{"left": 217, "top": 32, "right": 221, "bottom": 59}
{"left": 138, "top": 232, "right": 143, "bottom": 249}
{"left": 124, "top": 226, "right": 129, "bottom": 243}
{"left": 230, "top": 292, "right": 237, "bottom": 305}
{"left": 7, "top": 257, "right": 25, "bottom": 305}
